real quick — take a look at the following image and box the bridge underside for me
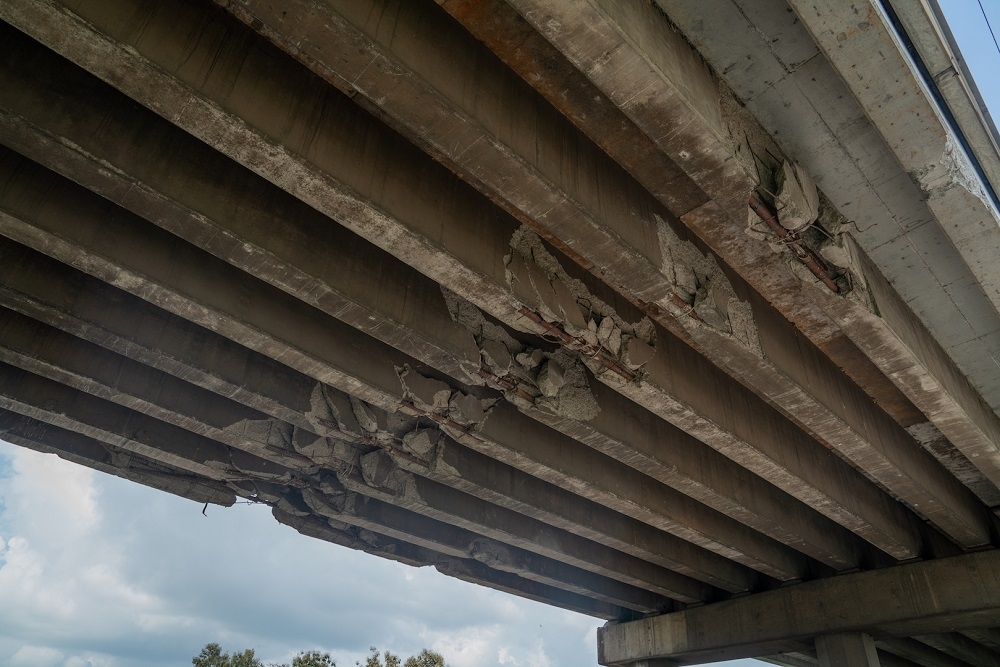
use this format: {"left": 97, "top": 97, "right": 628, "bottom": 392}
{"left": 3, "top": 0, "right": 1000, "bottom": 665}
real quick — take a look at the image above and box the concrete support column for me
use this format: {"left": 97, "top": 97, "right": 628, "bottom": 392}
{"left": 816, "top": 633, "right": 880, "bottom": 667}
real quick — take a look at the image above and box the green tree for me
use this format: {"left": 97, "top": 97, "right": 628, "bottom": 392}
{"left": 193, "top": 644, "right": 439, "bottom": 667}
{"left": 290, "top": 650, "right": 336, "bottom": 667}
{"left": 358, "top": 646, "right": 400, "bottom": 667}
{"left": 403, "top": 649, "right": 445, "bottom": 667}
{"left": 192, "top": 643, "right": 263, "bottom": 667}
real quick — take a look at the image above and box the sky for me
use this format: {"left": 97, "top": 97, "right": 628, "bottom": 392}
{"left": 1, "top": 3, "right": 999, "bottom": 667}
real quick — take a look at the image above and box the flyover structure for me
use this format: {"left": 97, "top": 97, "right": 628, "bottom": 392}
{"left": 1, "top": 0, "right": 1000, "bottom": 664}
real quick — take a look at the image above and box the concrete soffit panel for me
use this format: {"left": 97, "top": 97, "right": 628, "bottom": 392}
{"left": 653, "top": 0, "right": 1000, "bottom": 413}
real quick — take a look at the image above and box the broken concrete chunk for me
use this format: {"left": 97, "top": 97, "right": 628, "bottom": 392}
{"left": 536, "top": 359, "right": 566, "bottom": 398}
{"left": 523, "top": 254, "right": 561, "bottom": 322}
{"left": 623, "top": 337, "right": 655, "bottom": 369}
{"left": 776, "top": 161, "right": 820, "bottom": 232}
{"left": 607, "top": 327, "right": 622, "bottom": 356}
{"left": 398, "top": 366, "right": 452, "bottom": 413}
{"left": 360, "top": 449, "right": 394, "bottom": 488}
{"left": 506, "top": 252, "right": 540, "bottom": 309}
{"left": 276, "top": 490, "right": 312, "bottom": 517}
{"left": 596, "top": 317, "right": 616, "bottom": 348}
{"left": 350, "top": 396, "right": 380, "bottom": 433}
{"left": 516, "top": 348, "right": 545, "bottom": 370}
{"left": 449, "top": 392, "right": 488, "bottom": 425}
{"left": 550, "top": 276, "right": 588, "bottom": 331}
{"left": 402, "top": 428, "right": 441, "bottom": 458}
{"left": 481, "top": 339, "right": 513, "bottom": 372}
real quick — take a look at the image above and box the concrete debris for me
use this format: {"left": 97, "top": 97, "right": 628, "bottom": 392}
{"left": 449, "top": 392, "right": 488, "bottom": 425}
{"left": 358, "top": 449, "right": 418, "bottom": 501}
{"left": 468, "top": 537, "right": 516, "bottom": 571}
{"left": 536, "top": 359, "right": 566, "bottom": 397}
{"left": 290, "top": 432, "right": 352, "bottom": 468}
{"left": 350, "top": 395, "right": 380, "bottom": 433}
{"left": 622, "top": 337, "right": 655, "bottom": 370}
{"left": 306, "top": 382, "right": 362, "bottom": 437}
{"left": 398, "top": 366, "right": 453, "bottom": 412}
{"left": 535, "top": 350, "right": 600, "bottom": 421}
{"left": 775, "top": 161, "right": 820, "bottom": 232}
{"left": 507, "top": 228, "right": 653, "bottom": 346}
{"left": 481, "top": 338, "right": 513, "bottom": 372}
{"left": 276, "top": 489, "right": 312, "bottom": 517}
{"left": 915, "top": 133, "right": 992, "bottom": 208}
{"left": 657, "top": 215, "right": 762, "bottom": 356}
{"left": 401, "top": 428, "right": 441, "bottom": 458}
{"left": 516, "top": 348, "right": 546, "bottom": 370}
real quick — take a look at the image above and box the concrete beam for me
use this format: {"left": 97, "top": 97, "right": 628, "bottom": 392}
{"left": 303, "top": 480, "right": 675, "bottom": 613}
{"left": 0, "top": 44, "right": 869, "bottom": 572}
{"left": 0, "top": 408, "right": 238, "bottom": 506}
{"left": 0, "top": 361, "right": 294, "bottom": 482}
{"left": 204, "top": 0, "right": 974, "bottom": 555}
{"left": 464, "top": 0, "right": 988, "bottom": 552}
{"left": 0, "top": 306, "right": 318, "bottom": 471}
{"left": 914, "top": 632, "right": 1000, "bottom": 666}
{"left": 0, "top": 311, "right": 694, "bottom": 611}
{"left": 0, "top": 7, "right": 937, "bottom": 562}
{"left": 810, "top": 238, "right": 1000, "bottom": 503}
{"left": 598, "top": 549, "right": 1000, "bottom": 664}
{"left": 0, "top": 242, "right": 754, "bottom": 595}
{"left": 0, "top": 154, "right": 811, "bottom": 582}
{"left": 877, "top": 638, "right": 971, "bottom": 667}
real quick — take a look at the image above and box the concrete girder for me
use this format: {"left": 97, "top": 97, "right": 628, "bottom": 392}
{"left": 315, "top": 474, "right": 677, "bottom": 612}
{"left": 784, "top": 0, "right": 1000, "bottom": 351}
{"left": 0, "top": 153, "right": 813, "bottom": 582}
{"left": 0, "top": 1, "right": 953, "bottom": 560}
{"left": 0, "top": 307, "right": 320, "bottom": 472}
{"left": 0, "top": 362, "right": 293, "bottom": 483}
{"left": 406, "top": 0, "right": 993, "bottom": 552}
{"left": 273, "top": 508, "right": 632, "bottom": 621}
{"left": 0, "top": 241, "right": 755, "bottom": 595}
{"left": 0, "top": 408, "right": 238, "bottom": 507}
{"left": 0, "top": 332, "right": 683, "bottom": 612}
{"left": 0, "top": 260, "right": 721, "bottom": 603}
{"left": 0, "top": 308, "right": 716, "bottom": 605}
{"left": 202, "top": 0, "right": 967, "bottom": 556}
{"left": 597, "top": 549, "right": 1000, "bottom": 666}
{"left": 0, "top": 44, "right": 869, "bottom": 573}
{"left": 808, "top": 239, "right": 1000, "bottom": 504}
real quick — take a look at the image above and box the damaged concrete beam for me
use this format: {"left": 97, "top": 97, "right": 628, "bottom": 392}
{"left": 469, "top": 0, "right": 993, "bottom": 550}
{"left": 0, "top": 243, "right": 750, "bottom": 597}
{"left": 0, "top": 0, "right": 955, "bottom": 558}
{"left": 0, "top": 408, "right": 238, "bottom": 507}
{"left": 0, "top": 159, "right": 813, "bottom": 582}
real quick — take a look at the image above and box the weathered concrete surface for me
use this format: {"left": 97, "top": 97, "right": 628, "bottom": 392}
{"left": 1, "top": 0, "right": 1000, "bottom": 662}
{"left": 0, "top": 47, "right": 869, "bottom": 571}
{"left": 0, "top": 6, "right": 949, "bottom": 561}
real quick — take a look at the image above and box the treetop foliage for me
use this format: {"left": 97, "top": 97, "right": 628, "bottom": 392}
{"left": 191, "top": 642, "right": 444, "bottom": 667}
